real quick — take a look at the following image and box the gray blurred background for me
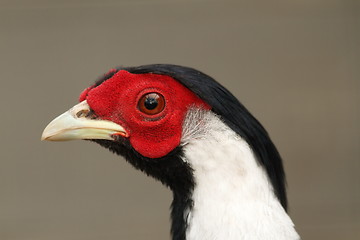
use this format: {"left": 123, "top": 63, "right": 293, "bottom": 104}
{"left": 1, "top": 0, "right": 359, "bottom": 239}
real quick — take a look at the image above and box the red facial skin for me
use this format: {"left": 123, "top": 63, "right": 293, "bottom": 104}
{"left": 79, "top": 70, "right": 210, "bottom": 158}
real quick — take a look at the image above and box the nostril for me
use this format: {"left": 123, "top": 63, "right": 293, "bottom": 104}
{"left": 86, "top": 109, "right": 98, "bottom": 119}
{"left": 76, "top": 110, "right": 89, "bottom": 118}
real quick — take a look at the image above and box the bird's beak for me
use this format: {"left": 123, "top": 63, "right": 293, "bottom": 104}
{"left": 41, "top": 100, "right": 127, "bottom": 141}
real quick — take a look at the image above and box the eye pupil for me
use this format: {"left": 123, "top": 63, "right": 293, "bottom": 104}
{"left": 138, "top": 92, "right": 165, "bottom": 115}
{"left": 144, "top": 97, "right": 158, "bottom": 110}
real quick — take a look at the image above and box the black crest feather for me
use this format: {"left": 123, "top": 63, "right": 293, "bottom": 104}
{"left": 117, "top": 64, "right": 288, "bottom": 210}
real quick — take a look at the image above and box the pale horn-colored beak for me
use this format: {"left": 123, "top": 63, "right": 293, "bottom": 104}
{"left": 41, "top": 100, "right": 127, "bottom": 141}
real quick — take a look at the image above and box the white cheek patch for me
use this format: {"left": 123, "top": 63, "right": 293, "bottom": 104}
{"left": 179, "top": 109, "right": 300, "bottom": 240}
{"left": 180, "top": 108, "right": 214, "bottom": 148}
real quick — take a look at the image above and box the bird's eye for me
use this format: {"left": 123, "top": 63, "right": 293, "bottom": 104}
{"left": 138, "top": 93, "right": 165, "bottom": 115}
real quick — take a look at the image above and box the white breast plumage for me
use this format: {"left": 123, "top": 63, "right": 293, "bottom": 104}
{"left": 181, "top": 109, "right": 300, "bottom": 240}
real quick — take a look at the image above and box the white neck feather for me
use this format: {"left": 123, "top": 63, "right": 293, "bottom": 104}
{"left": 180, "top": 109, "right": 300, "bottom": 240}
